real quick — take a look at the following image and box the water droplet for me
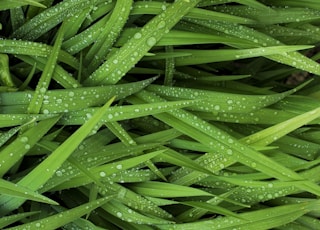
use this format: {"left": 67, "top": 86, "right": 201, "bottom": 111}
{"left": 157, "top": 21, "right": 166, "bottom": 29}
{"left": 100, "top": 171, "right": 106, "bottom": 177}
{"left": 116, "top": 164, "right": 123, "bottom": 170}
{"left": 146, "top": 37, "right": 156, "bottom": 47}
{"left": 134, "top": 32, "right": 142, "bottom": 39}
{"left": 116, "top": 212, "right": 123, "bottom": 218}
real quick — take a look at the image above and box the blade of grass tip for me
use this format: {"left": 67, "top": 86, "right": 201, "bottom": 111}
{"left": 0, "top": 212, "right": 39, "bottom": 229}
{"left": 0, "top": 179, "right": 58, "bottom": 205}
{"left": 84, "top": 0, "right": 201, "bottom": 86}
{"left": 4, "top": 196, "right": 113, "bottom": 230}
{"left": 0, "top": 97, "right": 115, "bottom": 216}
{"left": 242, "top": 107, "right": 320, "bottom": 147}
{"left": 27, "top": 21, "right": 66, "bottom": 114}
{"left": 0, "top": 0, "right": 46, "bottom": 10}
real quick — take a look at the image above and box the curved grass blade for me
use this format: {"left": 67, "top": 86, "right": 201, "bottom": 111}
{"left": 5, "top": 196, "right": 113, "bottom": 230}
{"left": 84, "top": 0, "right": 201, "bottom": 86}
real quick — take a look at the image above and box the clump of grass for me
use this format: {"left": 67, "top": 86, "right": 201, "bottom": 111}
{"left": 1, "top": 0, "right": 320, "bottom": 229}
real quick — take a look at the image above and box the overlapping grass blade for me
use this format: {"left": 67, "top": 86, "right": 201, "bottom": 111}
{"left": 84, "top": 0, "right": 133, "bottom": 72}
{"left": 0, "top": 78, "right": 156, "bottom": 114}
{"left": 0, "top": 116, "right": 60, "bottom": 177}
{"left": 0, "top": 97, "right": 114, "bottom": 216}
{"left": 27, "top": 22, "right": 65, "bottom": 114}
{"left": 0, "top": 0, "right": 45, "bottom": 10}
{"left": 4, "top": 196, "right": 113, "bottom": 230}
{"left": 0, "top": 212, "right": 39, "bottom": 229}
{"left": 84, "top": 0, "right": 201, "bottom": 86}
{"left": 242, "top": 107, "right": 320, "bottom": 146}
{"left": 11, "top": 0, "right": 99, "bottom": 40}
{"left": 158, "top": 202, "right": 312, "bottom": 230}
{"left": 0, "top": 179, "right": 57, "bottom": 205}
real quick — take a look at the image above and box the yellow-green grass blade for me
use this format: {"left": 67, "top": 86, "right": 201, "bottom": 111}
{"left": 84, "top": 0, "right": 133, "bottom": 72}
{"left": 242, "top": 107, "right": 320, "bottom": 146}
{"left": 100, "top": 199, "right": 173, "bottom": 225}
{"left": 0, "top": 39, "right": 79, "bottom": 69}
{"left": 158, "top": 202, "right": 311, "bottom": 229}
{"left": 0, "top": 116, "right": 60, "bottom": 177}
{"left": 131, "top": 1, "right": 255, "bottom": 24}
{"left": 0, "top": 54, "right": 15, "bottom": 87}
{"left": 130, "top": 90, "right": 320, "bottom": 196}
{"left": 58, "top": 100, "right": 197, "bottom": 125}
{"left": 62, "top": 13, "right": 110, "bottom": 55}
{"left": 186, "top": 18, "right": 320, "bottom": 75}
{"left": 172, "top": 46, "right": 313, "bottom": 66}
{"left": 212, "top": 5, "right": 320, "bottom": 25}
{"left": 84, "top": 0, "right": 201, "bottom": 86}
{"left": 49, "top": 150, "right": 164, "bottom": 190}
{"left": 11, "top": 0, "right": 100, "bottom": 40}
{"left": 0, "top": 0, "right": 45, "bottom": 10}
{"left": 0, "top": 78, "right": 156, "bottom": 114}
{"left": 0, "top": 114, "right": 57, "bottom": 128}
{"left": 27, "top": 22, "right": 65, "bottom": 114}
{"left": 127, "top": 181, "right": 215, "bottom": 198}
{"left": 264, "top": 0, "right": 320, "bottom": 10}
{"left": 0, "top": 179, "right": 58, "bottom": 205}
{"left": 198, "top": 0, "right": 270, "bottom": 10}
{"left": 181, "top": 201, "right": 243, "bottom": 219}
{"left": 4, "top": 196, "right": 113, "bottom": 230}
{"left": 0, "top": 97, "right": 114, "bottom": 216}
{"left": 42, "top": 143, "right": 163, "bottom": 192}
{"left": 116, "top": 29, "right": 254, "bottom": 48}
{"left": 97, "top": 183, "right": 173, "bottom": 220}
{"left": 0, "top": 211, "right": 39, "bottom": 229}
{"left": 16, "top": 55, "right": 81, "bottom": 89}
{"left": 146, "top": 82, "right": 303, "bottom": 114}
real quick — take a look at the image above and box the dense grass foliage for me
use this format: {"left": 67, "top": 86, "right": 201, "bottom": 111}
{"left": 1, "top": 0, "right": 320, "bottom": 229}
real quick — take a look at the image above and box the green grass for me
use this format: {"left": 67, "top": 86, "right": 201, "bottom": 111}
{"left": 1, "top": 0, "right": 320, "bottom": 229}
